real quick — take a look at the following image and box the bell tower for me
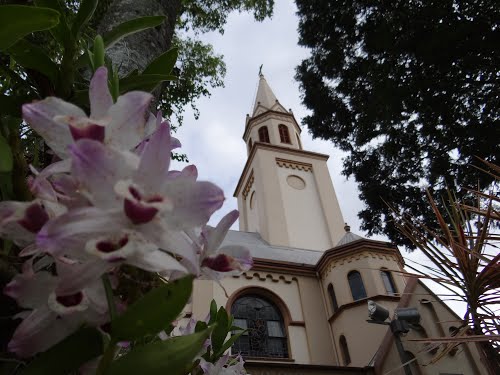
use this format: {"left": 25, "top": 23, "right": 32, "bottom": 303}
{"left": 234, "top": 73, "right": 345, "bottom": 251}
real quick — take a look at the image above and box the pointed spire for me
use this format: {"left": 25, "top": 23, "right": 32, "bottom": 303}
{"left": 252, "top": 69, "right": 278, "bottom": 114}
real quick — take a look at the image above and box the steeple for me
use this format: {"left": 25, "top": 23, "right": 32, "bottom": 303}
{"left": 235, "top": 72, "right": 346, "bottom": 251}
{"left": 252, "top": 72, "right": 279, "bottom": 114}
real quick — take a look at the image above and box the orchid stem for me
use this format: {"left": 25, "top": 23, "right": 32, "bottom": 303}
{"left": 102, "top": 274, "right": 117, "bottom": 321}
{"left": 98, "top": 274, "right": 118, "bottom": 375}
{"left": 96, "top": 338, "right": 118, "bottom": 375}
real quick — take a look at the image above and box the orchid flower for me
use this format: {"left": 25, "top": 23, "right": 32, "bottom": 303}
{"left": 35, "top": 121, "right": 224, "bottom": 289}
{"left": 200, "top": 210, "right": 253, "bottom": 280}
{"left": 199, "top": 354, "right": 246, "bottom": 375}
{"left": 4, "top": 259, "right": 108, "bottom": 357}
{"left": 22, "top": 67, "right": 153, "bottom": 159}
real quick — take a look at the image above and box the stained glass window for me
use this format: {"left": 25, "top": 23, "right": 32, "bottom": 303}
{"left": 231, "top": 295, "right": 288, "bottom": 358}
{"left": 348, "top": 271, "right": 367, "bottom": 301}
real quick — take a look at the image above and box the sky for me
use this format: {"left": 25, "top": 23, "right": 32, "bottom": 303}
{"left": 170, "top": 1, "right": 467, "bottom": 316}
{"left": 172, "top": 0, "right": 366, "bottom": 234}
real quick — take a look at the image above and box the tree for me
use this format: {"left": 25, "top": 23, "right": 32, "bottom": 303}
{"left": 394, "top": 160, "right": 500, "bottom": 373}
{"left": 295, "top": 0, "right": 500, "bottom": 246}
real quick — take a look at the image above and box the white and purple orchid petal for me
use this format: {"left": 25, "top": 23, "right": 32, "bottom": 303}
{"left": 162, "top": 180, "right": 225, "bottom": 229}
{"left": 144, "top": 112, "right": 159, "bottom": 139}
{"left": 180, "top": 165, "right": 198, "bottom": 180}
{"left": 207, "top": 210, "right": 239, "bottom": 254}
{"left": 70, "top": 139, "right": 136, "bottom": 208}
{"left": 218, "top": 245, "right": 253, "bottom": 271}
{"left": 84, "top": 278, "right": 108, "bottom": 315}
{"left": 55, "top": 259, "right": 111, "bottom": 296}
{"left": 127, "top": 250, "right": 186, "bottom": 273}
{"left": 28, "top": 173, "right": 57, "bottom": 202}
{"left": 140, "top": 223, "right": 200, "bottom": 274}
{"left": 69, "top": 123, "right": 106, "bottom": 143}
{"left": 37, "top": 207, "right": 125, "bottom": 257}
{"left": 22, "top": 98, "right": 86, "bottom": 158}
{"left": 115, "top": 180, "right": 172, "bottom": 225}
{"left": 19, "top": 243, "right": 40, "bottom": 257}
{"left": 202, "top": 245, "right": 252, "bottom": 274}
{"left": 8, "top": 305, "right": 57, "bottom": 357}
{"left": 135, "top": 122, "right": 172, "bottom": 193}
{"left": 4, "top": 270, "right": 57, "bottom": 309}
{"left": 89, "top": 67, "right": 113, "bottom": 119}
{"left": 105, "top": 91, "right": 153, "bottom": 150}
{"left": 0, "top": 201, "right": 50, "bottom": 246}
{"left": 85, "top": 230, "right": 154, "bottom": 262}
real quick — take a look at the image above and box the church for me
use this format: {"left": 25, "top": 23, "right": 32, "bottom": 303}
{"left": 189, "top": 74, "right": 487, "bottom": 374}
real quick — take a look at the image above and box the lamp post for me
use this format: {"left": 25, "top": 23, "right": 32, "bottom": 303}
{"left": 367, "top": 300, "right": 420, "bottom": 375}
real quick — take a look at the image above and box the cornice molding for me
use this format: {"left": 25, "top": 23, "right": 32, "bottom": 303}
{"left": 242, "top": 170, "right": 254, "bottom": 200}
{"left": 316, "top": 239, "right": 404, "bottom": 276}
{"left": 233, "top": 143, "right": 329, "bottom": 197}
{"left": 276, "top": 158, "right": 313, "bottom": 172}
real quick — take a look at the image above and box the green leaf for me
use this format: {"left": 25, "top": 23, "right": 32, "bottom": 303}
{"left": 0, "top": 5, "right": 60, "bottom": 50}
{"left": 34, "top": 0, "right": 71, "bottom": 45}
{"left": 20, "top": 328, "right": 103, "bottom": 375}
{"left": 119, "top": 74, "right": 176, "bottom": 93}
{"left": 0, "top": 172, "right": 13, "bottom": 200}
{"left": 209, "top": 299, "right": 217, "bottom": 325}
{"left": 8, "top": 39, "right": 58, "bottom": 82}
{"left": 0, "top": 135, "right": 13, "bottom": 173}
{"left": 195, "top": 321, "right": 208, "bottom": 333}
{"left": 107, "top": 327, "right": 213, "bottom": 375}
{"left": 103, "top": 16, "right": 165, "bottom": 49}
{"left": 215, "top": 331, "right": 246, "bottom": 358}
{"left": 71, "top": 0, "right": 98, "bottom": 37}
{"left": 93, "top": 35, "right": 105, "bottom": 69}
{"left": 143, "top": 47, "right": 178, "bottom": 75}
{"left": 211, "top": 307, "right": 229, "bottom": 353}
{"left": 112, "top": 275, "right": 193, "bottom": 340}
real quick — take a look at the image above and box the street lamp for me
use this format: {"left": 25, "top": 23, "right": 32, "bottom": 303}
{"left": 367, "top": 300, "right": 421, "bottom": 375}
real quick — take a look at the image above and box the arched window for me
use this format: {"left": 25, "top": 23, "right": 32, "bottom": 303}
{"left": 278, "top": 124, "right": 291, "bottom": 144}
{"left": 296, "top": 133, "right": 302, "bottom": 149}
{"left": 231, "top": 295, "right": 288, "bottom": 358}
{"left": 258, "top": 126, "right": 270, "bottom": 143}
{"left": 248, "top": 138, "right": 253, "bottom": 151}
{"left": 348, "top": 271, "right": 367, "bottom": 301}
{"left": 380, "top": 269, "right": 397, "bottom": 295}
{"left": 327, "top": 283, "right": 338, "bottom": 313}
{"left": 249, "top": 191, "right": 256, "bottom": 209}
{"left": 339, "top": 335, "right": 351, "bottom": 365}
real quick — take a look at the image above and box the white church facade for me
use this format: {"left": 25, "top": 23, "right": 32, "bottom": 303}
{"left": 190, "top": 74, "right": 488, "bottom": 375}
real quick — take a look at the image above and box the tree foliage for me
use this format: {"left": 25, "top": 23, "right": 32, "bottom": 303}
{"left": 295, "top": 0, "right": 500, "bottom": 246}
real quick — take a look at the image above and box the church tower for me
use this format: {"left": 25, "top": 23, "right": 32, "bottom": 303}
{"left": 234, "top": 73, "right": 345, "bottom": 251}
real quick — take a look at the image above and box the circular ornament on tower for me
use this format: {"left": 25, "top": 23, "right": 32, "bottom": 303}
{"left": 286, "top": 175, "right": 306, "bottom": 190}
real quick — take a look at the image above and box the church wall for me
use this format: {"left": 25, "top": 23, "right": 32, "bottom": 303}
{"left": 332, "top": 304, "right": 400, "bottom": 367}
{"left": 321, "top": 251, "right": 406, "bottom": 308}
{"left": 276, "top": 164, "right": 332, "bottom": 251}
{"left": 379, "top": 281, "right": 487, "bottom": 375}
{"left": 191, "top": 271, "right": 337, "bottom": 366}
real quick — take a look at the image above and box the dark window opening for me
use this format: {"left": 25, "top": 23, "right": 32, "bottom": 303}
{"left": 327, "top": 283, "right": 339, "bottom": 313}
{"left": 348, "top": 271, "right": 367, "bottom": 301}
{"left": 340, "top": 335, "right": 351, "bottom": 365}
{"left": 258, "top": 126, "right": 270, "bottom": 143}
{"left": 231, "top": 295, "right": 288, "bottom": 358}
{"left": 278, "top": 124, "right": 291, "bottom": 144}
